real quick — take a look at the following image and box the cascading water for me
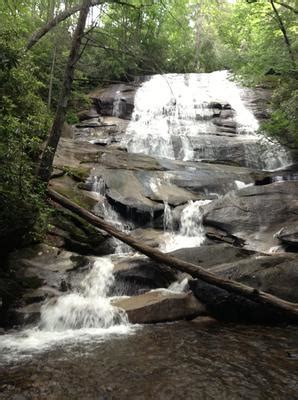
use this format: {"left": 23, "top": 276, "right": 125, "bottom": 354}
{"left": 161, "top": 200, "right": 211, "bottom": 252}
{"left": 89, "top": 174, "right": 132, "bottom": 255}
{"left": 40, "top": 258, "right": 128, "bottom": 331}
{"left": 122, "top": 71, "right": 291, "bottom": 170}
{"left": 0, "top": 258, "right": 132, "bottom": 361}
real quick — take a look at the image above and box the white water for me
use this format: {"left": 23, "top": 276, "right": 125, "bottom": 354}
{"left": 161, "top": 200, "right": 211, "bottom": 252}
{"left": 122, "top": 71, "right": 291, "bottom": 170}
{"left": 40, "top": 258, "right": 127, "bottom": 331}
{"left": 91, "top": 175, "right": 132, "bottom": 255}
{"left": 0, "top": 258, "right": 133, "bottom": 363}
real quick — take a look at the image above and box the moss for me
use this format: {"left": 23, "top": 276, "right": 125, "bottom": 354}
{"left": 51, "top": 208, "right": 102, "bottom": 243}
{"left": 52, "top": 179, "right": 96, "bottom": 210}
{"left": 48, "top": 207, "right": 112, "bottom": 255}
{"left": 62, "top": 166, "right": 91, "bottom": 182}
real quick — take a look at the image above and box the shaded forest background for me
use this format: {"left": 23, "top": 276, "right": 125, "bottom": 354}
{"left": 0, "top": 0, "right": 297, "bottom": 252}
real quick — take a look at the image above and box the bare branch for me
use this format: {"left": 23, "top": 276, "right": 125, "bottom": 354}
{"left": 273, "top": 0, "right": 298, "bottom": 14}
{"left": 26, "top": 0, "right": 136, "bottom": 51}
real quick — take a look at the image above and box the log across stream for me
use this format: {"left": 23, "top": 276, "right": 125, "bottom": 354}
{"left": 48, "top": 188, "right": 298, "bottom": 324}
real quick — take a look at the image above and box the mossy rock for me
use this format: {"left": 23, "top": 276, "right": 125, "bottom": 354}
{"left": 48, "top": 207, "right": 114, "bottom": 256}
{"left": 62, "top": 165, "right": 91, "bottom": 182}
{"left": 50, "top": 175, "right": 97, "bottom": 210}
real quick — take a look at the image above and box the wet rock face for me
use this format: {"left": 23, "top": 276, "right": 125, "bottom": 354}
{"left": 169, "top": 244, "right": 256, "bottom": 267}
{"left": 47, "top": 208, "right": 113, "bottom": 256}
{"left": 277, "top": 226, "right": 298, "bottom": 252}
{"left": 189, "top": 279, "right": 288, "bottom": 324}
{"left": 90, "top": 83, "right": 138, "bottom": 120}
{"left": 203, "top": 181, "right": 298, "bottom": 252}
{"left": 5, "top": 244, "right": 95, "bottom": 327}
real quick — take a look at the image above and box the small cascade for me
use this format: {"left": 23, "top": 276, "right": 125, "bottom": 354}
{"left": 90, "top": 175, "right": 132, "bottom": 255}
{"left": 112, "top": 90, "right": 122, "bottom": 118}
{"left": 40, "top": 258, "right": 128, "bottom": 331}
{"left": 101, "top": 201, "right": 132, "bottom": 255}
{"left": 167, "top": 278, "right": 189, "bottom": 293}
{"left": 234, "top": 180, "right": 254, "bottom": 190}
{"left": 180, "top": 200, "right": 211, "bottom": 237}
{"left": 92, "top": 176, "right": 106, "bottom": 195}
{"left": 161, "top": 200, "right": 211, "bottom": 252}
{"left": 163, "top": 201, "right": 174, "bottom": 231}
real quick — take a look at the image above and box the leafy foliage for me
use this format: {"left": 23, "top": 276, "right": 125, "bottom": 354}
{"left": 0, "top": 25, "right": 51, "bottom": 251}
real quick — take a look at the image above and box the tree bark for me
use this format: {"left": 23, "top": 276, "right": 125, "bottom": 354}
{"left": 48, "top": 188, "right": 298, "bottom": 323}
{"left": 38, "top": 0, "right": 92, "bottom": 183}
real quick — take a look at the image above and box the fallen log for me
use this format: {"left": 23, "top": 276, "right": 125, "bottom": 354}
{"left": 48, "top": 188, "right": 298, "bottom": 323}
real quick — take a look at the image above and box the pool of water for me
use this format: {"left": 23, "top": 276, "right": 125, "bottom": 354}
{"left": 0, "top": 322, "right": 297, "bottom": 400}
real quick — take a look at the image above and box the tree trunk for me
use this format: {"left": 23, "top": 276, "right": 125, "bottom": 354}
{"left": 38, "top": 0, "right": 92, "bottom": 183}
{"left": 270, "top": 0, "right": 296, "bottom": 67}
{"left": 48, "top": 188, "right": 298, "bottom": 323}
{"left": 47, "top": 44, "right": 57, "bottom": 110}
{"left": 26, "top": 0, "right": 134, "bottom": 51}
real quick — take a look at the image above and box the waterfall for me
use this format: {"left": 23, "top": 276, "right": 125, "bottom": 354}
{"left": 91, "top": 175, "right": 132, "bottom": 255}
{"left": 91, "top": 176, "right": 106, "bottom": 195}
{"left": 161, "top": 200, "right": 211, "bottom": 252}
{"left": 163, "top": 201, "right": 174, "bottom": 231}
{"left": 122, "top": 71, "right": 291, "bottom": 170}
{"left": 40, "top": 258, "right": 128, "bottom": 331}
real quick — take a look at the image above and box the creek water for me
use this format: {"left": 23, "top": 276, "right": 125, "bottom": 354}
{"left": 1, "top": 71, "right": 297, "bottom": 399}
{"left": 1, "top": 323, "right": 297, "bottom": 399}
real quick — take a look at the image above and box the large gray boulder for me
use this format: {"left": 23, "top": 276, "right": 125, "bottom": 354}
{"left": 111, "top": 244, "right": 256, "bottom": 296}
{"left": 207, "top": 253, "right": 298, "bottom": 303}
{"left": 277, "top": 226, "right": 298, "bottom": 252}
{"left": 203, "top": 181, "right": 298, "bottom": 252}
{"left": 112, "top": 256, "right": 178, "bottom": 296}
{"left": 113, "top": 290, "right": 206, "bottom": 323}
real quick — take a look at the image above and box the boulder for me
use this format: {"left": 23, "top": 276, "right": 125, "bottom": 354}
{"left": 77, "top": 108, "right": 100, "bottom": 121}
{"left": 203, "top": 181, "right": 298, "bottom": 252}
{"left": 208, "top": 253, "right": 298, "bottom": 303}
{"left": 112, "top": 256, "right": 178, "bottom": 296}
{"left": 111, "top": 244, "right": 256, "bottom": 296}
{"left": 277, "top": 226, "right": 298, "bottom": 252}
{"left": 170, "top": 244, "right": 256, "bottom": 267}
{"left": 189, "top": 279, "right": 288, "bottom": 324}
{"left": 113, "top": 290, "right": 206, "bottom": 323}
{"left": 9, "top": 244, "right": 92, "bottom": 292}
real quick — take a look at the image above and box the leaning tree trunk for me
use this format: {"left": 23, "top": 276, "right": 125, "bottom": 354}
{"left": 48, "top": 188, "right": 298, "bottom": 323}
{"left": 38, "top": 0, "right": 92, "bottom": 183}
{"left": 270, "top": 0, "right": 296, "bottom": 67}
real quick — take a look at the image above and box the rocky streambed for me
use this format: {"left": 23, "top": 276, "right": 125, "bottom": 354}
{"left": 1, "top": 71, "right": 298, "bottom": 399}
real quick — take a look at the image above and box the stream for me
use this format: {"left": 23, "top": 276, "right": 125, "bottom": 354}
{"left": 1, "top": 71, "right": 297, "bottom": 399}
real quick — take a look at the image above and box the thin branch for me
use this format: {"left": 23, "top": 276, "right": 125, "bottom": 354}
{"left": 273, "top": 0, "right": 298, "bottom": 14}
{"left": 26, "top": 0, "right": 136, "bottom": 51}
